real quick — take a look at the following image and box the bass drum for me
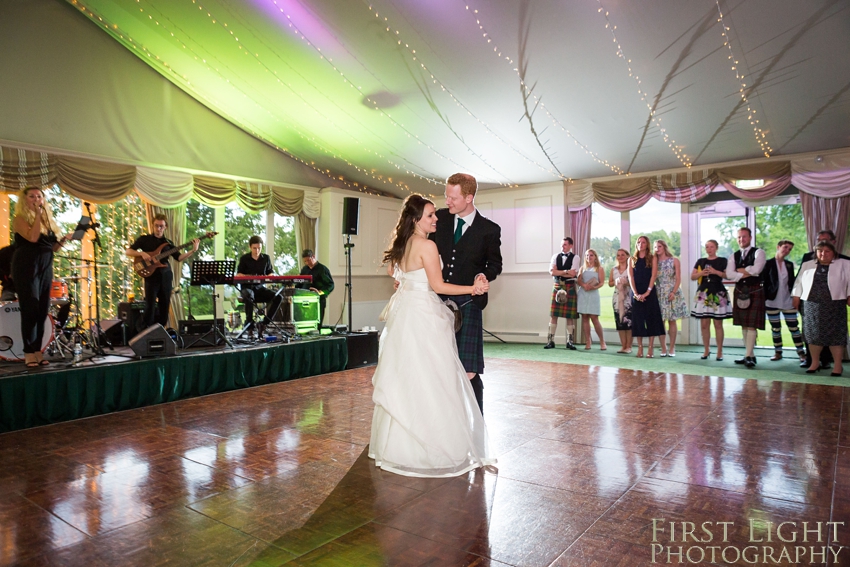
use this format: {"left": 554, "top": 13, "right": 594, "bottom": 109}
{"left": 0, "top": 302, "right": 55, "bottom": 361}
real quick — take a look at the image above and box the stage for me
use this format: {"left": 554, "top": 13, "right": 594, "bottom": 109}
{"left": 0, "top": 332, "right": 376, "bottom": 433}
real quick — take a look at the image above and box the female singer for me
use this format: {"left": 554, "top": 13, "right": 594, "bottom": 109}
{"left": 11, "top": 186, "right": 71, "bottom": 368}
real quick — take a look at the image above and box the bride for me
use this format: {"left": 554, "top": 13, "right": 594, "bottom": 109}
{"left": 369, "top": 194, "right": 495, "bottom": 477}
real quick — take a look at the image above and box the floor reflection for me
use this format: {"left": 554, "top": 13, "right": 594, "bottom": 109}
{"left": 0, "top": 359, "right": 846, "bottom": 566}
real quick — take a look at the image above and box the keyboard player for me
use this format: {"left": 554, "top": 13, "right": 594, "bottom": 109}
{"left": 236, "top": 236, "right": 282, "bottom": 335}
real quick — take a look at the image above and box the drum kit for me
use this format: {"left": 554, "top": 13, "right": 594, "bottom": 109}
{"left": 0, "top": 262, "right": 109, "bottom": 362}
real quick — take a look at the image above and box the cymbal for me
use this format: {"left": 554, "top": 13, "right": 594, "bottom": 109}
{"left": 65, "top": 264, "right": 110, "bottom": 270}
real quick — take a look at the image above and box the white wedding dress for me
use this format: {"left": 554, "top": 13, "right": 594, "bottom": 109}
{"left": 369, "top": 266, "right": 494, "bottom": 477}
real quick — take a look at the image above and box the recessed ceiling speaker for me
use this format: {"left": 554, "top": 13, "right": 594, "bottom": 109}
{"left": 128, "top": 324, "right": 176, "bottom": 357}
{"left": 342, "top": 197, "right": 360, "bottom": 235}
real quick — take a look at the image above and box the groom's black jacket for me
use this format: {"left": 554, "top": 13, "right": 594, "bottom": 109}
{"left": 431, "top": 207, "right": 502, "bottom": 310}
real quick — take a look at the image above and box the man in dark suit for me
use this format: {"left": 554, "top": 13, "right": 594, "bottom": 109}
{"left": 799, "top": 229, "right": 850, "bottom": 369}
{"left": 431, "top": 173, "right": 502, "bottom": 415}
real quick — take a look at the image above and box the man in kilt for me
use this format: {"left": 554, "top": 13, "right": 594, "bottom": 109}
{"left": 544, "top": 237, "right": 581, "bottom": 350}
{"left": 432, "top": 173, "right": 502, "bottom": 415}
{"left": 726, "top": 227, "right": 766, "bottom": 368}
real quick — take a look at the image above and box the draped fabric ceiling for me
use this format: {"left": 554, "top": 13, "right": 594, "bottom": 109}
{"left": 46, "top": 0, "right": 850, "bottom": 198}
{"left": 0, "top": 146, "right": 320, "bottom": 218}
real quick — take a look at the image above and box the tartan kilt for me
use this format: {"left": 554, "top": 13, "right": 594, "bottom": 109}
{"left": 550, "top": 281, "right": 578, "bottom": 319}
{"left": 732, "top": 284, "right": 766, "bottom": 330}
{"left": 455, "top": 298, "right": 484, "bottom": 374}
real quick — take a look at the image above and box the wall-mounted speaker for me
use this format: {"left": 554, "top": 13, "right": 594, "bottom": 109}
{"left": 342, "top": 197, "right": 360, "bottom": 235}
{"left": 128, "top": 324, "right": 176, "bottom": 357}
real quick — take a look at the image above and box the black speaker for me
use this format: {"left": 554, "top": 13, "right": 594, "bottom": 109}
{"left": 129, "top": 324, "right": 176, "bottom": 357}
{"left": 345, "top": 332, "right": 378, "bottom": 369}
{"left": 118, "top": 301, "right": 146, "bottom": 341}
{"left": 342, "top": 197, "right": 360, "bottom": 235}
{"left": 100, "top": 319, "right": 125, "bottom": 346}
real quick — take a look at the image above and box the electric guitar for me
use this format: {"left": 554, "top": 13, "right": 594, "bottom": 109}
{"left": 133, "top": 231, "right": 217, "bottom": 277}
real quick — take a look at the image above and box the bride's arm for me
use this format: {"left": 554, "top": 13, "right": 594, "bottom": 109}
{"left": 419, "top": 239, "right": 485, "bottom": 295}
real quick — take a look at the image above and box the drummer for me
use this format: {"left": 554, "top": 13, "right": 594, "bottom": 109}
{"left": 11, "top": 186, "right": 72, "bottom": 368}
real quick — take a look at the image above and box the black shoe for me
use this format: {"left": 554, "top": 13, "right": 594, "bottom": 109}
{"left": 566, "top": 342, "right": 577, "bottom": 351}
{"left": 735, "top": 357, "right": 748, "bottom": 364}
{"left": 543, "top": 341, "right": 555, "bottom": 349}
{"left": 745, "top": 357, "right": 756, "bottom": 368}
{"left": 800, "top": 360, "right": 809, "bottom": 368}
{"left": 805, "top": 367, "right": 819, "bottom": 374}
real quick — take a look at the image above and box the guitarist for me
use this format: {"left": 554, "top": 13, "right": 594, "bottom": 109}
{"left": 125, "top": 214, "right": 199, "bottom": 328}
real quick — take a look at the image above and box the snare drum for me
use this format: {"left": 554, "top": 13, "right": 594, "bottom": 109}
{"left": 0, "top": 302, "right": 54, "bottom": 361}
{"left": 50, "top": 280, "right": 69, "bottom": 305}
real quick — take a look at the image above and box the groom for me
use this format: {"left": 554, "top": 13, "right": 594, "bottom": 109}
{"left": 431, "top": 173, "right": 503, "bottom": 414}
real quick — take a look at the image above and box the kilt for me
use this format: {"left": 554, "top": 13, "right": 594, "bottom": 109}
{"left": 732, "top": 283, "right": 766, "bottom": 330}
{"left": 440, "top": 294, "right": 485, "bottom": 374}
{"left": 550, "top": 281, "right": 578, "bottom": 319}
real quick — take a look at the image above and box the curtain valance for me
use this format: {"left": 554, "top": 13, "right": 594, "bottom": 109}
{"left": 0, "top": 145, "right": 320, "bottom": 217}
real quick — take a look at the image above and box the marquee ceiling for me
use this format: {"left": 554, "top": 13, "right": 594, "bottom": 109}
{"left": 67, "top": 0, "right": 850, "bottom": 196}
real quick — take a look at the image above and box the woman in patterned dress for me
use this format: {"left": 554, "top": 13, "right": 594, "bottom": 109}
{"left": 654, "top": 240, "right": 688, "bottom": 357}
{"left": 690, "top": 239, "right": 732, "bottom": 361}
{"left": 608, "top": 248, "right": 633, "bottom": 353}
{"left": 792, "top": 241, "right": 850, "bottom": 377}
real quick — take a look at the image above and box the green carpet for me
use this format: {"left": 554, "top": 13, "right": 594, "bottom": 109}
{"left": 483, "top": 342, "right": 850, "bottom": 387}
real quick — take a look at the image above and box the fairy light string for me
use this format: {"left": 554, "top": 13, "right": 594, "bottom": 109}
{"left": 594, "top": 1, "right": 692, "bottom": 168}
{"left": 69, "top": 0, "right": 393, "bottom": 195}
{"left": 461, "top": 3, "right": 626, "bottom": 175}
{"left": 714, "top": 1, "right": 773, "bottom": 157}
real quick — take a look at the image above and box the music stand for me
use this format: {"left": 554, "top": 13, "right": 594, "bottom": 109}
{"left": 183, "top": 260, "right": 235, "bottom": 349}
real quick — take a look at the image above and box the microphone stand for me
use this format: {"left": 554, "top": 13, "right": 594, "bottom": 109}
{"left": 83, "top": 202, "right": 110, "bottom": 355}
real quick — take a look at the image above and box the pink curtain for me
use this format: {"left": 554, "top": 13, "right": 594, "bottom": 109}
{"left": 800, "top": 192, "right": 850, "bottom": 253}
{"left": 793, "top": 168, "right": 850, "bottom": 198}
{"left": 716, "top": 162, "right": 792, "bottom": 201}
{"left": 568, "top": 206, "right": 592, "bottom": 255}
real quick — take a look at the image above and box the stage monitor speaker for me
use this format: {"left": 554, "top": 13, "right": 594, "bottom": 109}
{"left": 100, "top": 319, "right": 125, "bottom": 346}
{"left": 345, "top": 332, "right": 378, "bottom": 369}
{"left": 342, "top": 197, "right": 360, "bottom": 235}
{"left": 129, "top": 324, "right": 176, "bottom": 357}
{"left": 118, "top": 301, "right": 146, "bottom": 341}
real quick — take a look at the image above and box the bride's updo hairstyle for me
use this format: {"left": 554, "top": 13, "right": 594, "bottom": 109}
{"left": 382, "top": 193, "right": 434, "bottom": 266}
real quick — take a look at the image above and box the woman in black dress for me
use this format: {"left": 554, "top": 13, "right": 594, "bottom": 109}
{"left": 792, "top": 241, "right": 850, "bottom": 377}
{"left": 690, "top": 239, "right": 732, "bottom": 361}
{"left": 628, "top": 235, "right": 664, "bottom": 358}
{"left": 11, "top": 187, "right": 71, "bottom": 368}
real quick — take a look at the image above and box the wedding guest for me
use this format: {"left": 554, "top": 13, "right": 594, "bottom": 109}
{"left": 799, "top": 229, "right": 850, "bottom": 370}
{"left": 691, "top": 240, "right": 731, "bottom": 361}
{"left": 763, "top": 240, "right": 805, "bottom": 363}
{"left": 628, "top": 235, "right": 664, "bottom": 358}
{"left": 654, "top": 239, "right": 688, "bottom": 357}
{"left": 608, "top": 248, "right": 633, "bottom": 353}
{"left": 577, "top": 249, "right": 606, "bottom": 350}
{"left": 727, "top": 227, "right": 766, "bottom": 368}
{"left": 792, "top": 241, "right": 850, "bottom": 377}
{"left": 544, "top": 237, "right": 580, "bottom": 350}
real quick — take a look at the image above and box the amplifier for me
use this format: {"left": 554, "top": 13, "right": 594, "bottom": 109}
{"left": 178, "top": 319, "right": 225, "bottom": 347}
{"left": 345, "top": 332, "right": 378, "bottom": 369}
{"left": 117, "top": 302, "right": 146, "bottom": 341}
{"left": 293, "top": 294, "right": 320, "bottom": 333}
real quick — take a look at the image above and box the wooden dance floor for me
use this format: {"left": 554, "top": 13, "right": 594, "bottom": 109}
{"left": 1, "top": 358, "right": 848, "bottom": 566}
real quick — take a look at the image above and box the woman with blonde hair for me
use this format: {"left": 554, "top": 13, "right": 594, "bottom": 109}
{"left": 654, "top": 239, "right": 688, "bottom": 356}
{"left": 577, "top": 249, "right": 606, "bottom": 350}
{"left": 608, "top": 248, "right": 633, "bottom": 353}
{"left": 11, "top": 186, "right": 71, "bottom": 367}
{"left": 628, "top": 235, "right": 664, "bottom": 357}
{"left": 370, "top": 194, "right": 494, "bottom": 477}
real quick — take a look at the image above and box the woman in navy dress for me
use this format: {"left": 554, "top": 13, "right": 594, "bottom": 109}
{"left": 628, "top": 235, "right": 665, "bottom": 358}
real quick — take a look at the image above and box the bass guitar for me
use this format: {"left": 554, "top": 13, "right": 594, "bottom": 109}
{"left": 133, "top": 231, "right": 217, "bottom": 277}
